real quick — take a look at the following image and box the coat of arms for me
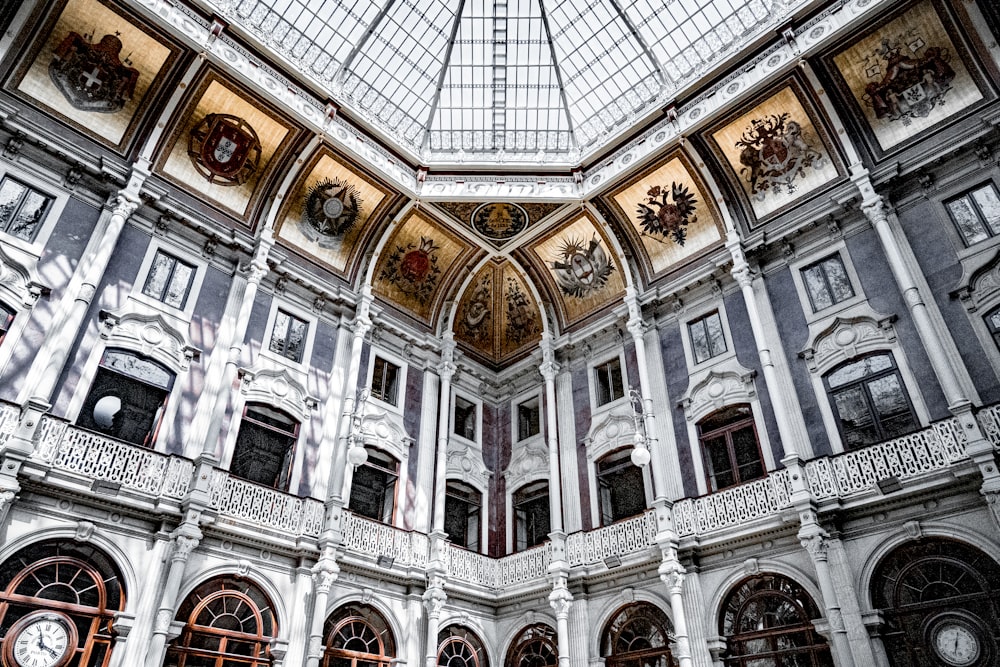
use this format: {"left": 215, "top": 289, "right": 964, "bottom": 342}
{"left": 636, "top": 183, "right": 698, "bottom": 245}
{"left": 736, "top": 113, "right": 824, "bottom": 199}
{"left": 300, "top": 177, "right": 361, "bottom": 247}
{"left": 188, "top": 113, "right": 262, "bottom": 186}
{"left": 551, "top": 235, "right": 615, "bottom": 299}
{"left": 457, "top": 273, "right": 492, "bottom": 343}
{"left": 48, "top": 32, "right": 140, "bottom": 113}
{"left": 862, "top": 39, "right": 955, "bottom": 125}
{"left": 380, "top": 236, "right": 442, "bottom": 304}
{"left": 505, "top": 277, "right": 538, "bottom": 346}
{"left": 471, "top": 202, "right": 528, "bottom": 241}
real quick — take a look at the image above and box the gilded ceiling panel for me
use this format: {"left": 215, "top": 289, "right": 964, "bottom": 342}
{"left": 156, "top": 69, "right": 297, "bottom": 221}
{"left": 431, "top": 201, "right": 566, "bottom": 249}
{"left": 275, "top": 146, "right": 404, "bottom": 283}
{"left": 521, "top": 213, "right": 625, "bottom": 329}
{"left": 372, "top": 209, "right": 480, "bottom": 327}
{"left": 8, "top": 0, "right": 181, "bottom": 152}
{"left": 603, "top": 150, "right": 724, "bottom": 282}
{"left": 705, "top": 79, "right": 843, "bottom": 225}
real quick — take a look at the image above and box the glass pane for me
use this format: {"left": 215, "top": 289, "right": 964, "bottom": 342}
{"left": 690, "top": 319, "right": 710, "bottom": 363}
{"left": 142, "top": 252, "right": 173, "bottom": 301}
{"left": 164, "top": 261, "right": 195, "bottom": 309}
{"left": 10, "top": 191, "right": 48, "bottom": 241}
{"left": 832, "top": 386, "right": 877, "bottom": 448}
{"left": 826, "top": 354, "right": 892, "bottom": 388}
{"left": 703, "top": 435, "right": 735, "bottom": 490}
{"left": 867, "top": 374, "right": 917, "bottom": 438}
{"left": 947, "top": 197, "right": 989, "bottom": 245}
{"left": 269, "top": 311, "right": 290, "bottom": 355}
{"left": 706, "top": 312, "right": 727, "bottom": 357}
{"left": 803, "top": 264, "right": 832, "bottom": 310}
{"left": 972, "top": 184, "right": 1000, "bottom": 235}
{"left": 0, "top": 179, "right": 26, "bottom": 231}
{"left": 987, "top": 308, "right": 1000, "bottom": 333}
{"left": 732, "top": 426, "right": 764, "bottom": 481}
{"left": 286, "top": 316, "right": 307, "bottom": 361}
{"left": 822, "top": 257, "right": 854, "bottom": 304}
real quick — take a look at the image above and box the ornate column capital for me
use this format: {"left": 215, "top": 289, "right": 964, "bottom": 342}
{"left": 311, "top": 558, "right": 340, "bottom": 593}
{"left": 659, "top": 557, "right": 687, "bottom": 595}
{"left": 548, "top": 582, "right": 573, "bottom": 619}
{"left": 422, "top": 584, "right": 447, "bottom": 618}
{"left": 108, "top": 192, "right": 140, "bottom": 220}
{"left": 169, "top": 523, "right": 202, "bottom": 563}
{"left": 861, "top": 196, "right": 889, "bottom": 227}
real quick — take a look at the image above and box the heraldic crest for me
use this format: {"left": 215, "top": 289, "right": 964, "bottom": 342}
{"left": 636, "top": 183, "right": 698, "bottom": 246}
{"left": 458, "top": 273, "right": 492, "bottom": 345}
{"left": 188, "top": 113, "right": 262, "bottom": 186}
{"left": 551, "top": 235, "right": 615, "bottom": 299}
{"left": 863, "top": 38, "right": 956, "bottom": 125}
{"left": 48, "top": 31, "right": 140, "bottom": 113}
{"left": 300, "top": 177, "right": 361, "bottom": 247}
{"left": 736, "top": 112, "right": 824, "bottom": 200}
{"left": 380, "top": 236, "right": 442, "bottom": 305}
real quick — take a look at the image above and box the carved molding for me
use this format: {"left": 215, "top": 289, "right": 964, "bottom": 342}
{"left": 681, "top": 360, "right": 757, "bottom": 424}
{"left": 799, "top": 314, "right": 897, "bottom": 375}
{"left": 504, "top": 435, "right": 549, "bottom": 490}
{"left": 99, "top": 310, "right": 201, "bottom": 372}
{"left": 0, "top": 245, "right": 48, "bottom": 308}
{"left": 446, "top": 438, "right": 492, "bottom": 490}
{"left": 238, "top": 367, "right": 318, "bottom": 422}
{"left": 585, "top": 411, "right": 638, "bottom": 462}
{"left": 353, "top": 408, "right": 411, "bottom": 462}
{"left": 953, "top": 248, "right": 1000, "bottom": 313}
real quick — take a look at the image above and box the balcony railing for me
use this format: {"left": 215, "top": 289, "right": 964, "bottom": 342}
{"left": 442, "top": 541, "right": 552, "bottom": 589}
{"left": 208, "top": 472, "right": 324, "bottom": 537}
{"left": 0, "top": 402, "right": 17, "bottom": 449}
{"left": 673, "top": 469, "right": 793, "bottom": 537}
{"left": 341, "top": 510, "right": 429, "bottom": 568}
{"left": 566, "top": 509, "right": 657, "bottom": 566}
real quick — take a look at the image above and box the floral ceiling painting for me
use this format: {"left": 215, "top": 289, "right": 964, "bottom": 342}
{"left": 10, "top": 0, "right": 180, "bottom": 152}
{"left": 605, "top": 150, "right": 725, "bottom": 280}
{"left": 372, "top": 209, "right": 480, "bottom": 326}
{"left": 827, "top": 0, "right": 987, "bottom": 153}
{"left": 156, "top": 69, "right": 296, "bottom": 221}
{"left": 276, "top": 146, "right": 402, "bottom": 281}
{"left": 706, "top": 81, "right": 842, "bottom": 223}
{"left": 454, "top": 259, "right": 542, "bottom": 367}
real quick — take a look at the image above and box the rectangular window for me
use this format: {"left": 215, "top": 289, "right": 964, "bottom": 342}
{"left": 517, "top": 397, "right": 541, "bottom": 441}
{"left": 229, "top": 405, "right": 299, "bottom": 490}
{"left": 453, "top": 396, "right": 476, "bottom": 440}
{"left": 946, "top": 183, "right": 1000, "bottom": 245}
{"left": 513, "top": 481, "right": 550, "bottom": 551}
{"left": 0, "top": 177, "right": 53, "bottom": 242}
{"left": 142, "top": 251, "right": 196, "bottom": 309}
{"left": 371, "top": 356, "right": 400, "bottom": 406}
{"left": 268, "top": 310, "right": 308, "bottom": 362}
{"left": 698, "top": 404, "right": 765, "bottom": 492}
{"left": 801, "top": 254, "right": 855, "bottom": 312}
{"left": 444, "top": 481, "right": 481, "bottom": 551}
{"left": 594, "top": 358, "right": 625, "bottom": 406}
{"left": 689, "top": 311, "right": 727, "bottom": 364}
{"left": 597, "top": 449, "right": 647, "bottom": 525}
{"left": 349, "top": 448, "right": 398, "bottom": 523}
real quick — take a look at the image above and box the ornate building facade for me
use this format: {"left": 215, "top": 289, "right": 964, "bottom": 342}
{"left": 0, "top": 0, "right": 998, "bottom": 666}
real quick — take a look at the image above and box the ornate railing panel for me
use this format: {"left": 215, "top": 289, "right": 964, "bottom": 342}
{"left": 212, "top": 474, "right": 322, "bottom": 537}
{"left": 496, "top": 543, "right": 550, "bottom": 587}
{"left": 805, "top": 418, "right": 967, "bottom": 500}
{"left": 0, "top": 401, "right": 18, "bottom": 448}
{"left": 444, "top": 543, "right": 498, "bottom": 588}
{"left": 341, "top": 511, "right": 429, "bottom": 568}
{"left": 673, "top": 470, "right": 792, "bottom": 537}
{"left": 566, "top": 510, "right": 657, "bottom": 566}
{"left": 977, "top": 404, "right": 1000, "bottom": 446}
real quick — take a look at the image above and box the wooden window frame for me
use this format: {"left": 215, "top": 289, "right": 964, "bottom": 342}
{"left": 0, "top": 175, "right": 53, "bottom": 243}
{"left": 945, "top": 182, "right": 1000, "bottom": 246}
{"left": 688, "top": 310, "right": 728, "bottom": 364}
{"left": 697, "top": 405, "right": 765, "bottom": 492}
{"left": 512, "top": 481, "right": 550, "bottom": 552}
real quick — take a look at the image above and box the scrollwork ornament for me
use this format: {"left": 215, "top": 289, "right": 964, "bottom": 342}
{"left": 548, "top": 583, "right": 573, "bottom": 619}
{"left": 312, "top": 558, "right": 340, "bottom": 593}
{"left": 800, "top": 533, "right": 829, "bottom": 561}
{"left": 861, "top": 197, "right": 889, "bottom": 228}
{"left": 422, "top": 585, "right": 447, "bottom": 617}
{"left": 539, "top": 359, "right": 559, "bottom": 381}
{"left": 172, "top": 534, "right": 200, "bottom": 562}
{"left": 109, "top": 193, "right": 139, "bottom": 220}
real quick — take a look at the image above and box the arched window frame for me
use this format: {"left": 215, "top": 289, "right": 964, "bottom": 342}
{"left": 438, "top": 625, "right": 489, "bottom": 667}
{"left": 600, "top": 602, "right": 675, "bottom": 667}
{"left": 228, "top": 402, "right": 301, "bottom": 491}
{"left": 504, "top": 624, "right": 557, "bottom": 667}
{"left": 593, "top": 447, "right": 649, "bottom": 526}
{"left": 348, "top": 445, "right": 402, "bottom": 525}
{"left": 443, "top": 479, "right": 484, "bottom": 552}
{"left": 322, "top": 603, "right": 396, "bottom": 667}
{"left": 583, "top": 411, "right": 653, "bottom": 528}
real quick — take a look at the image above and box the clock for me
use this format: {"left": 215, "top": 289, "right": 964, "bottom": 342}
{"left": 3, "top": 611, "right": 77, "bottom": 667}
{"left": 931, "top": 618, "right": 982, "bottom": 667}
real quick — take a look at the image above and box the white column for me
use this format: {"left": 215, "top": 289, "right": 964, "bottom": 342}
{"left": 142, "top": 523, "right": 202, "bottom": 667}
{"left": 549, "top": 577, "right": 573, "bottom": 667}
{"left": 431, "top": 334, "right": 457, "bottom": 537}
{"left": 304, "top": 552, "right": 339, "bottom": 667}
{"left": 540, "top": 333, "right": 565, "bottom": 545}
{"left": 423, "top": 576, "right": 447, "bottom": 667}
{"left": 798, "top": 521, "right": 856, "bottom": 667}
{"left": 624, "top": 290, "right": 666, "bottom": 501}
{"left": 660, "top": 560, "right": 693, "bottom": 667}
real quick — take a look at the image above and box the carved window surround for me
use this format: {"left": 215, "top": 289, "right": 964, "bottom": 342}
{"left": 583, "top": 411, "right": 652, "bottom": 529}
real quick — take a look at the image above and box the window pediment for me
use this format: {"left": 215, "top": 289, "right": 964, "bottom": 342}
{"left": 799, "top": 312, "right": 897, "bottom": 375}
{"left": 238, "top": 367, "right": 316, "bottom": 423}
{"left": 681, "top": 360, "right": 756, "bottom": 424}
{"left": 98, "top": 309, "right": 200, "bottom": 372}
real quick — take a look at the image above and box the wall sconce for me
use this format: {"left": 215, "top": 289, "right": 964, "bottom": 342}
{"left": 346, "top": 389, "right": 370, "bottom": 468}
{"left": 628, "top": 387, "right": 651, "bottom": 467}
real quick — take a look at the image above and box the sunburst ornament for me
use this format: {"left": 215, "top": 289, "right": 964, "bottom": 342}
{"left": 300, "top": 177, "right": 361, "bottom": 247}
{"left": 551, "top": 235, "right": 615, "bottom": 299}
{"left": 635, "top": 182, "right": 698, "bottom": 245}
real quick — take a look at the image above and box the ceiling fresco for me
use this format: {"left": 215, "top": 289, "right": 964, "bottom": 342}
{"left": 705, "top": 79, "right": 843, "bottom": 224}
{"left": 453, "top": 259, "right": 543, "bottom": 368}
{"left": 156, "top": 69, "right": 298, "bottom": 221}
{"left": 602, "top": 150, "right": 725, "bottom": 283}
{"left": 275, "top": 146, "right": 405, "bottom": 283}
{"left": 519, "top": 212, "right": 626, "bottom": 329}
{"left": 825, "top": 0, "right": 990, "bottom": 155}
{"left": 372, "top": 208, "right": 482, "bottom": 327}
{"left": 9, "top": 0, "right": 180, "bottom": 152}
{"left": 430, "top": 201, "right": 566, "bottom": 249}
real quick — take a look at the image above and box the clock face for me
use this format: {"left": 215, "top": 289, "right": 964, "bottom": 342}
{"left": 7, "top": 612, "right": 75, "bottom": 667}
{"left": 933, "top": 621, "right": 981, "bottom": 666}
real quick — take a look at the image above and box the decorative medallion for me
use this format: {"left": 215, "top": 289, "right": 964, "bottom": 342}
{"left": 48, "top": 31, "right": 139, "bottom": 113}
{"left": 505, "top": 276, "right": 539, "bottom": 346}
{"left": 636, "top": 183, "right": 698, "bottom": 245}
{"left": 456, "top": 272, "right": 492, "bottom": 344}
{"left": 299, "top": 177, "right": 361, "bottom": 246}
{"left": 551, "top": 235, "right": 615, "bottom": 298}
{"left": 187, "top": 113, "right": 262, "bottom": 186}
{"left": 736, "top": 112, "right": 825, "bottom": 200}
{"left": 471, "top": 202, "right": 528, "bottom": 241}
{"left": 379, "top": 236, "right": 442, "bottom": 305}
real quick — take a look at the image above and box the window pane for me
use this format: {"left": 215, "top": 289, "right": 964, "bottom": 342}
{"left": 286, "top": 316, "right": 307, "bottom": 361}
{"left": 947, "top": 197, "right": 989, "bottom": 245}
{"left": 10, "top": 191, "right": 48, "bottom": 241}
{"left": 164, "top": 261, "right": 195, "bottom": 309}
{"left": 803, "top": 264, "right": 832, "bottom": 310}
{"left": 703, "top": 434, "right": 735, "bottom": 490}
{"left": 705, "top": 312, "right": 727, "bottom": 357}
{"left": 454, "top": 397, "right": 476, "bottom": 439}
{"left": 0, "top": 179, "right": 26, "bottom": 230}
{"left": 142, "top": 253, "right": 173, "bottom": 301}
{"left": 822, "top": 257, "right": 854, "bottom": 304}
{"left": 826, "top": 354, "right": 892, "bottom": 388}
{"left": 595, "top": 359, "right": 623, "bottom": 405}
{"left": 972, "top": 185, "right": 1000, "bottom": 235}
{"left": 689, "top": 318, "right": 710, "bottom": 363}
{"left": 598, "top": 461, "right": 646, "bottom": 522}
{"left": 518, "top": 400, "right": 540, "bottom": 440}
{"left": 732, "top": 426, "right": 764, "bottom": 482}
{"left": 269, "top": 311, "right": 290, "bottom": 355}
{"left": 832, "top": 385, "right": 877, "bottom": 448}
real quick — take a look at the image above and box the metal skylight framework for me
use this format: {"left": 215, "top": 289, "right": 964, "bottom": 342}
{"left": 215, "top": 0, "right": 800, "bottom": 164}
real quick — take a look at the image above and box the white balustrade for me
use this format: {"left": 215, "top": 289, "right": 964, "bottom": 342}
{"left": 672, "top": 470, "right": 792, "bottom": 537}
{"left": 496, "top": 543, "right": 551, "bottom": 587}
{"left": 162, "top": 457, "right": 195, "bottom": 499}
{"left": 341, "top": 510, "right": 429, "bottom": 567}
{"left": 33, "top": 416, "right": 69, "bottom": 462}
{"left": 0, "top": 401, "right": 18, "bottom": 448}
{"left": 566, "top": 510, "right": 657, "bottom": 566}
{"left": 444, "top": 543, "right": 498, "bottom": 587}
{"left": 977, "top": 404, "right": 1000, "bottom": 447}
{"left": 804, "top": 417, "right": 967, "bottom": 499}
{"left": 211, "top": 474, "right": 321, "bottom": 536}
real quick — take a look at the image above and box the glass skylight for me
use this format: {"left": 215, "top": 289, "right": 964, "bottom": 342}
{"left": 215, "top": 0, "right": 803, "bottom": 163}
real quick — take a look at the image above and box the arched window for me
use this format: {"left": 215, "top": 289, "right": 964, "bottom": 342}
{"left": 601, "top": 602, "right": 675, "bottom": 667}
{"left": 322, "top": 603, "right": 396, "bottom": 667}
{"left": 697, "top": 404, "right": 764, "bottom": 492}
{"left": 348, "top": 447, "right": 399, "bottom": 523}
{"left": 596, "top": 448, "right": 646, "bottom": 525}
{"left": 77, "top": 349, "right": 175, "bottom": 447}
{"left": 512, "top": 481, "right": 549, "bottom": 551}
{"left": 824, "top": 352, "right": 918, "bottom": 449}
{"left": 720, "top": 574, "right": 833, "bottom": 667}
{"left": 444, "top": 480, "right": 482, "bottom": 551}
{"left": 871, "top": 538, "right": 1000, "bottom": 666}
{"left": 230, "top": 404, "right": 300, "bottom": 490}
{"left": 0, "top": 540, "right": 126, "bottom": 667}
{"left": 164, "top": 577, "right": 276, "bottom": 667}
{"left": 438, "top": 625, "right": 488, "bottom": 667}
{"left": 505, "top": 624, "right": 557, "bottom": 667}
